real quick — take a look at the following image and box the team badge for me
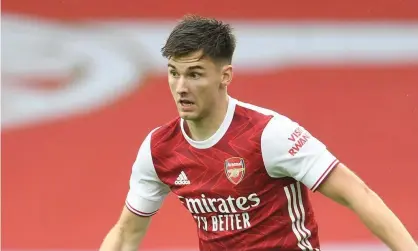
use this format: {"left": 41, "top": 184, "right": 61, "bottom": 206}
{"left": 224, "top": 157, "right": 246, "bottom": 185}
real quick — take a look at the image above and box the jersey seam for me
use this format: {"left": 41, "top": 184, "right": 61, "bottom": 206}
{"left": 148, "top": 127, "right": 171, "bottom": 191}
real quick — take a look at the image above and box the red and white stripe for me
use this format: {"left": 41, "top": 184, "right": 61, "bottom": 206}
{"left": 312, "top": 159, "right": 340, "bottom": 192}
{"left": 284, "top": 182, "right": 319, "bottom": 251}
{"left": 125, "top": 200, "right": 158, "bottom": 217}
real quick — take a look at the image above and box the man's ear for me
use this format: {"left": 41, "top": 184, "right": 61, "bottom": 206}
{"left": 221, "top": 65, "right": 233, "bottom": 88}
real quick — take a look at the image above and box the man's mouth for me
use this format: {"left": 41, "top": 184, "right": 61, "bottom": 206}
{"left": 179, "top": 100, "right": 194, "bottom": 106}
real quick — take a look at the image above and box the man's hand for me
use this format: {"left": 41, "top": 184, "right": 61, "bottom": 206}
{"left": 317, "top": 163, "right": 417, "bottom": 251}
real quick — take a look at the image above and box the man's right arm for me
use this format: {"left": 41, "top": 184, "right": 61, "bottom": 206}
{"left": 100, "top": 206, "right": 151, "bottom": 251}
{"left": 100, "top": 128, "right": 169, "bottom": 250}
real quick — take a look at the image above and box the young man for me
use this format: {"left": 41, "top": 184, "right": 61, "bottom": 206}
{"left": 100, "top": 15, "right": 417, "bottom": 251}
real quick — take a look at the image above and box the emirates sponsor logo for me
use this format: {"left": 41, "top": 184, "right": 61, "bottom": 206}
{"left": 178, "top": 193, "right": 260, "bottom": 232}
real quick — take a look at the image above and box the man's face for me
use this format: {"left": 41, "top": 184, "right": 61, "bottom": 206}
{"left": 167, "top": 51, "right": 231, "bottom": 121}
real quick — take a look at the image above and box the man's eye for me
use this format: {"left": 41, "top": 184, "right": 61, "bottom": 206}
{"left": 190, "top": 72, "right": 202, "bottom": 79}
{"left": 170, "top": 71, "right": 179, "bottom": 77}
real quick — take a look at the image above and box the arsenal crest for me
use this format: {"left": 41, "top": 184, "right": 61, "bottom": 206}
{"left": 224, "top": 157, "right": 246, "bottom": 185}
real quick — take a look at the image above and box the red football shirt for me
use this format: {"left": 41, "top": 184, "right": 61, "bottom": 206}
{"left": 126, "top": 97, "right": 339, "bottom": 251}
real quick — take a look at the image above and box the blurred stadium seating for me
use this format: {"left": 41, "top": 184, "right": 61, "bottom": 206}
{"left": 2, "top": 0, "right": 418, "bottom": 250}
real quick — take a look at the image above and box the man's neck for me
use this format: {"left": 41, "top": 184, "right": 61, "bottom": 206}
{"left": 185, "top": 97, "right": 229, "bottom": 141}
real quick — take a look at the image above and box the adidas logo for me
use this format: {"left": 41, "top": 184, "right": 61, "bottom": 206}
{"left": 175, "top": 171, "right": 191, "bottom": 185}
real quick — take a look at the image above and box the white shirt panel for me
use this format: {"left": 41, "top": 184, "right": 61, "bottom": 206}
{"left": 261, "top": 115, "right": 339, "bottom": 191}
{"left": 125, "top": 128, "right": 170, "bottom": 216}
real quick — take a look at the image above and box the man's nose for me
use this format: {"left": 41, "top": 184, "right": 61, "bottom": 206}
{"left": 176, "top": 76, "right": 189, "bottom": 95}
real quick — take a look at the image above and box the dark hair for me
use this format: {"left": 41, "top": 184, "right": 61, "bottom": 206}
{"left": 161, "top": 15, "right": 236, "bottom": 64}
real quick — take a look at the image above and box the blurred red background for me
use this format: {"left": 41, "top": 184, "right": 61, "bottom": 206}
{"left": 2, "top": 0, "right": 418, "bottom": 249}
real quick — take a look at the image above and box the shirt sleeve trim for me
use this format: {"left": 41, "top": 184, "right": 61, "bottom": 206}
{"left": 125, "top": 200, "right": 159, "bottom": 217}
{"left": 311, "top": 159, "right": 340, "bottom": 192}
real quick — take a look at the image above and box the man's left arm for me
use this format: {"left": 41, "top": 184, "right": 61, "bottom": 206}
{"left": 261, "top": 115, "right": 417, "bottom": 250}
{"left": 317, "top": 163, "right": 417, "bottom": 251}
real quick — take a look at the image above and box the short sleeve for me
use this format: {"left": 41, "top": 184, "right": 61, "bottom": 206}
{"left": 125, "top": 129, "right": 170, "bottom": 216}
{"left": 261, "top": 115, "right": 340, "bottom": 191}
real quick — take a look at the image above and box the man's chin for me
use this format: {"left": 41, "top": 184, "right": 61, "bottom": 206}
{"left": 179, "top": 113, "right": 195, "bottom": 120}
{"left": 179, "top": 111, "right": 199, "bottom": 121}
